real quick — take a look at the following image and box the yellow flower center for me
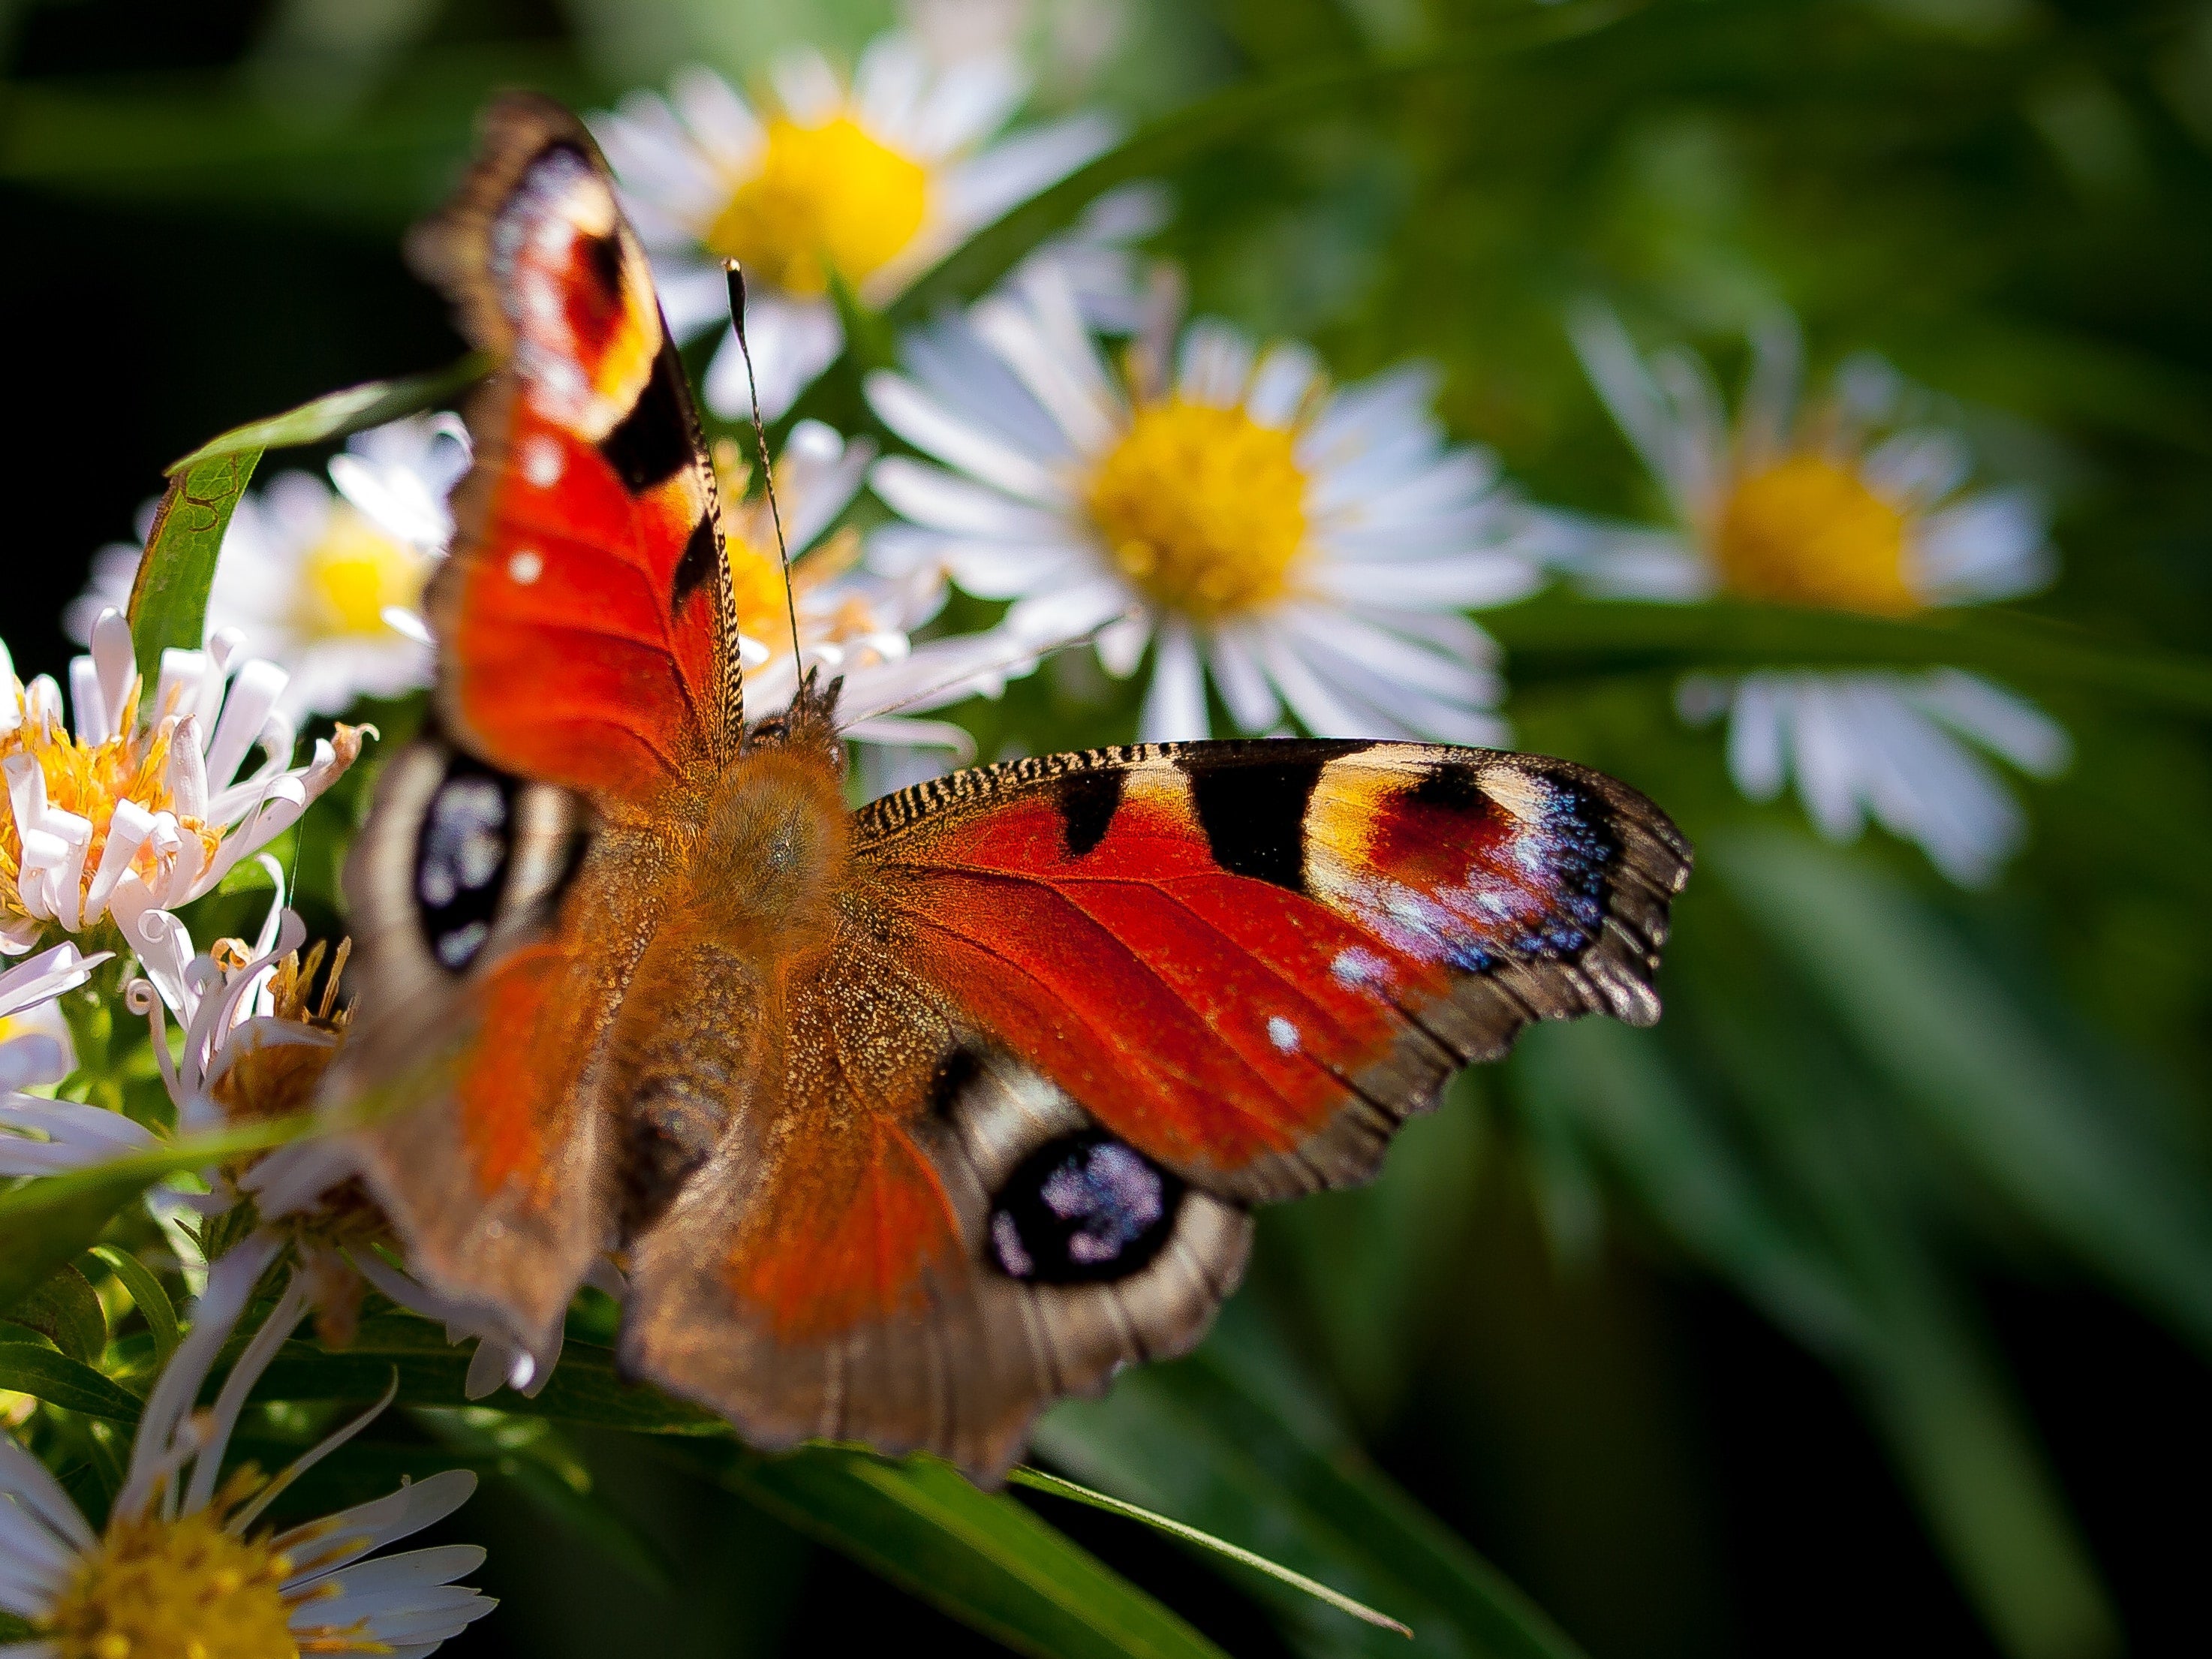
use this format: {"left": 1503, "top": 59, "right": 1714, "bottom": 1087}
{"left": 1712, "top": 453, "right": 1918, "bottom": 614}
{"left": 1086, "top": 399, "right": 1311, "bottom": 622}
{"left": 704, "top": 116, "right": 930, "bottom": 297}
{"left": 293, "top": 506, "right": 429, "bottom": 641}
{"left": 42, "top": 1504, "right": 297, "bottom": 1659}
{"left": 0, "top": 705, "right": 220, "bottom": 932}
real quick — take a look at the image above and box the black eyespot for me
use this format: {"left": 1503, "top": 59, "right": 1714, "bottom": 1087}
{"left": 414, "top": 754, "right": 517, "bottom": 974}
{"left": 988, "top": 1131, "right": 1184, "bottom": 1285}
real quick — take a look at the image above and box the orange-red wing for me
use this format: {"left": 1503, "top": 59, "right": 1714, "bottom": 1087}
{"left": 408, "top": 92, "right": 736, "bottom": 809}
{"left": 848, "top": 740, "right": 1693, "bottom": 1202}
{"left": 324, "top": 737, "right": 649, "bottom": 1359}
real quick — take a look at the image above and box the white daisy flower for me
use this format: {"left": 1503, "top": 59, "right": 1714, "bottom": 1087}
{"left": 589, "top": 20, "right": 1118, "bottom": 420}
{"left": 0, "top": 1228, "right": 496, "bottom": 1657}
{"left": 0, "top": 942, "right": 128, "bottom": 1176}
{"left": 718, "top": 420, "right": 1037, "bottom": 756}
{"left": 863, "top": 263, "right": 1545, "bottom": 744}
{"left": 71, "top": 414, "right": 471, "bottom": 721}
{"left": 0, "top": 887, "right": 561, "bottom": 1404}
{"left": 1560, "top": 307, "right": 2069, "bottom": 885}
{"left": 0, "top": 610, "right": 366, "bottom": 959}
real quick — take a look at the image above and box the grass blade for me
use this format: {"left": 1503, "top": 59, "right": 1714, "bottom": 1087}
{"left": 1010, "top": 1465, "right": 1413, "bottom": 1637}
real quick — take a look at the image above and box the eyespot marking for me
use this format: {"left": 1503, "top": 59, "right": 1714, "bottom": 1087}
{"left": 988, "top": 1130, "right": 1184, "bottom": 1285}
{"left": 414, "top": 757, "right": 516, "bottom": 975}
{"left": 507, "top": 549, "right": 543, "bottom": 585}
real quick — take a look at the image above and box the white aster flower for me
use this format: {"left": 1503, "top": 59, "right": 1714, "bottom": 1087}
{"left": 71, "top": 414, "right": 471, "bottom": 721}
{"left": 0, "top": 610, "right": 366, "bottom": 959}
{"left": 1560, "top": 307, "right": 2069, "bottom": 885}
{"left": 0, "top": 943, "right": 134, "bottom": 1176}
{"left": 590, "top": 21, "right": 1118, "bottom": 420}
{"left": 718, "top": 421, "right": 1035, "bottom": 756}
{"left": 0, "top": 1229, "right": 495, "bottom": 1657}
{"left": 864, "top": 263, "right": 1545, "bottom": 744}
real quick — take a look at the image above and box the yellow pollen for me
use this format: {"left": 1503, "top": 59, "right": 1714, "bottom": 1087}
{"left": 704, "top": 115, "right": 929, "bottom": 297}
{"left": 293, "top": 505, "right": 429, "bottom": 641}
{"left": 1712, "top": 453, "right": 1918, "bottom": 614}
{"left": 1086, "top": 399, "right": 1311, "bottom": 622}
{"left": 0, "top": 694, "right": 222, "bottom": 934}
{"left": 41, "top": 1505, "right": 298, "bottom": 1659}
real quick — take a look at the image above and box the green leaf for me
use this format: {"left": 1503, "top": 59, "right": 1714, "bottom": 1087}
{"left": 5, "top": 1264, "right": 107, "bottom": 1363}
{"left": 886, "top": 2, "right": 1635, "bottom": 326}
{"left": 92, "top": 1245, "right": 180, "bottom": 1364}
{"left": 243, "top": 1316, "right": 722, "bottom": 1434}
{"left": 1036, "top": 1311, "right": 1587, "bottom": 1659}
{"left": 1485, "top": 597, "right": 2212, "bottom": 715}
{"left": 1009, "top": 1466, "right": 1412, "bottom": 1638}
{"left": 125, "top": 449, "right": 260, "bottom": 685}
{"left": 1515, "top": 1019, "right": 2120, "bottom": 1659}
{"left": 1712, "top": 831, "right": 2212, "bottom": 1357}
{"left": 165, "top": 355, "right": 489, "bottom": 473}
{"left": 0, "top": 1112, "right": 318, "bottom": 1316}
{"left": 668, "top": 1441, "right": 1229, "bottom": 1659}
{"left": 0, "top": 1341, "right": 143, "bottom": 1422}
{"left": 412, "top": 1409, "right": 679, "bottom": 1593}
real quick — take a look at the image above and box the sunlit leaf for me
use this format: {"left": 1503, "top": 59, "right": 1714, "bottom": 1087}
{"left": 166, "top": 355, "right": 489, "bottom": 473}
{"left": 0, "top": 1341, "right": 143, "bottom": 1422}
{"left": 125, "top": 449, "right": 260, "bottom": 685}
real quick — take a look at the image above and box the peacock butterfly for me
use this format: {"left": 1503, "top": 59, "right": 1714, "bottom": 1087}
{"left": 322, "top": 92, "right": 1693, "bottom": 1480}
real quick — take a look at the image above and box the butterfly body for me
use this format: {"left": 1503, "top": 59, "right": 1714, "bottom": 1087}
{"left": 324, "top": 92, "right": 1693, "bottom": 1479}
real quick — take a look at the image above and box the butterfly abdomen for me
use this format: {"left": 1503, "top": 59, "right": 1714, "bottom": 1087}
{"left": 597, "top": 742, "right": 852, "bottom": 1232}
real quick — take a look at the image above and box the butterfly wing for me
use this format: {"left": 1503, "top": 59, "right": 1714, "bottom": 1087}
{"left": 405, "top": 90, "right": 739, "bottom": 805}
{"left": 621, "top": 739, "right": 1687, "bottom": 1478}
{"left": 326, "top": 95, "right": 731, "bottom": 1354}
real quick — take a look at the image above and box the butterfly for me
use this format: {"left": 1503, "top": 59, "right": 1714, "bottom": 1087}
{"left": 324, "top": 92, "right": 1693, "bottom": 1481}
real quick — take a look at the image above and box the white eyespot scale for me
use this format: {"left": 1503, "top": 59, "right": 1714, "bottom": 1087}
{"left": 507, "top": 549, "right": 545, "bottom": 586}
{"left": 521, "top": 435, "right": 564, "bottom": 487}
{"left": 1266, "top": 1016, "right": 1300, "bottom": 1054}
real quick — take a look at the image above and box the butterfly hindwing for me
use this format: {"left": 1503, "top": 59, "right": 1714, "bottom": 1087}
{"left": 323, "top": 735, "right": 622, "bottom": 1352}
{"left": 617, "top": 736, "right": 1686, "bottom": 1477}
{"left": 407, "top": 91, "right": 737, "bottom": 809}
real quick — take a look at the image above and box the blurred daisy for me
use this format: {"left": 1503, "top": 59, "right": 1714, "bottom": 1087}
{"left": 0, "top": 610, "right": 366, "bottom": 958}
{"left": 0, "top": 889, "right": 561, "bottom": 1402}
{"left": 0, "top": 942, "right": 123, "bottom": 1174}
{"left": 0, "top": 1228, "right": 495, "bottom": 1657}
{"left": 865, "top": 263, "right": 1544, "bottom": 743}
{"left": 717, "top": 421, "right": 1035, "bottom": 755}
{"left": 590, "top": 22, "right": 1116, "bottom": 420}
{"left": 71, "top": 414, "right": 471, "bottom": 720}
{"left": 1560, "top": 308, "right": 2069, "bottom": 884}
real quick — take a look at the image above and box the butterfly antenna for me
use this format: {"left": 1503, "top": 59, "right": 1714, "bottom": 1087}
{"left": 724, "top": 260, "right": 805, "bottom": 676}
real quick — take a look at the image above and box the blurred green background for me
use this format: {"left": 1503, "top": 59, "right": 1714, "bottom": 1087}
{"left": 5, "top": 0, "right": 2211, "bottom": 1655}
